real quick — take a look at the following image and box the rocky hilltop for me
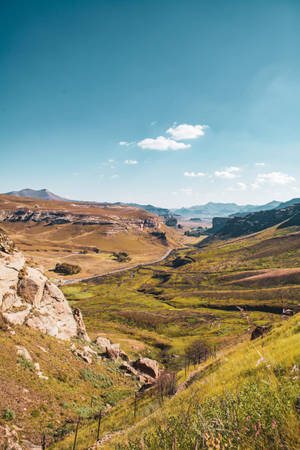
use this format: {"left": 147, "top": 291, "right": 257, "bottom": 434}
{"left": 0, "top": 207, "right": 160, "bottom": 228}
{"left": 0, "top": 230, "right": 89, "bottom": 340}
{"left": 207, "top": 203, "right": 300, "bottom": 240}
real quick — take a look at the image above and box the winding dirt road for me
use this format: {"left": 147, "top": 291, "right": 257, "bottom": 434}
{"left": 60, "top": 248, "right": 174, "bottom": 286}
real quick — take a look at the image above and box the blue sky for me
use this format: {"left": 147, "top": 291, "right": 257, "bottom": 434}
{"left": 1, "top": 0, "right": 300, "bottom": 207}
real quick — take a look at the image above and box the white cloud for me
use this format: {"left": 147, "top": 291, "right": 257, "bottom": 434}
{"left": 108, "top": 159, "right": 115, "bottom": 163}
{"left": 184, "top": 171, "right": 205, "bottom": 177}
{"left": 166, "top": 124, "right": 208, "bottom": 140}
{"left": 124, "top": 160, "right": 138, "bottom": 165}
{"left": 255, "top": 162, "right": 265, "bottom": 166}
{"left": 215, "top": 166, "right": 241, "bottom": 179}
{"left": 119, "top": 141, "right": 135, "bottom": 146}
{"left": 137, "top": 136, "right": 191, "bottom": 151}
{"left": 111, "top": 174, "right": 119, "bottom": 179}
{"left": 252, "top": 172, "right": 295, "bottom": 189}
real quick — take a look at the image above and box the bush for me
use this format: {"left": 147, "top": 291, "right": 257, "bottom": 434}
{"left": 18, "top": 355, "right": 34, "bottom": 371}
{"left": 113, "top": 252, "right": 131, "bottom": 263}
{"left": 3, "top": 408, "right": 15, "bottom": 421}
{"left": 54, "top": 263, "right": 81, "bottom": 275}
{"left": 80, "top": 368, "right": 112, "bottom": 389}
{"left": 184, "top": 340, "right": 211, "bottom": 366}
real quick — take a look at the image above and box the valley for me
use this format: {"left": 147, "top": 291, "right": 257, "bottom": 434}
{"left": 0, "top": 195, "right": 182, "bottom": 282}
{"left": 0, "top": 195, "right": 299, "bottom": 449}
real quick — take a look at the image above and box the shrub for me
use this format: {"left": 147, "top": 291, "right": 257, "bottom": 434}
{"left": 80, "top": 368, "right": 112, "bottom": 389}
{"left": 54, "top": 263, "right": 81, "bottom": 275}
{"left": 18, "top": 355, "right": 34, "bottom": 371}
{"left": 184, "top": 340, "right": 211, "bottom": 366}
{"left": 113, "top": 252, "right": 131, "bottom": 263}
{"left": 3, "top": 408, "right": 15, "bottom": 421}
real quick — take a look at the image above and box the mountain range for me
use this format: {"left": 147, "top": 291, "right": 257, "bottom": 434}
{"left": 4, "top": 189, "right": 170, "bottom": 217}
{"left": 4, "top": 188, "right": 300, "bottom": 220}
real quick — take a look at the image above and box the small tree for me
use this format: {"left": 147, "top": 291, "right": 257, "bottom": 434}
{"left": 184, "top": 340, "right": 211, "bottom": 367}
{"left": 156, "top": 370, "right": 177, "bottom": 400}
{"left": 113, "top": 252, "right": 131, "bottom": 262}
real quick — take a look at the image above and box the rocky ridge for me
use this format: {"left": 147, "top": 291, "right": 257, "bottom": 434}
{"left": 0, "top": 208, "right": 160, "bottom": 230}
{"left": 0, "top": 230, "right": 88, "bottom": 340}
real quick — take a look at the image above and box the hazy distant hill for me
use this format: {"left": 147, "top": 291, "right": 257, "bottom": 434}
{"left": 112, "top": 202, "right": 170, "bottom": 217}
{"left": 173, "top": 201, "right": 281, "bottom": 219}
{"left": 4, "top": 188, "right": 70, "bottom": 202}
{"left": 276, "top": 198, "right": 300, "bottom": 209}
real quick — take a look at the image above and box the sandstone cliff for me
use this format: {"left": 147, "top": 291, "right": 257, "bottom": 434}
{"left": 0, "top": 230, "right": 89, "bottom": 341}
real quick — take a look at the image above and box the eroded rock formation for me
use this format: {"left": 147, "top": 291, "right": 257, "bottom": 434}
{"left": 0, "top": 231, "right": 89, "bottom": 341}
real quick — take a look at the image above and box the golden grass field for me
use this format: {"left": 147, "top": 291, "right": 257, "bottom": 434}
{"left": 0, "top": 195, "right": 183, "bottom": 281}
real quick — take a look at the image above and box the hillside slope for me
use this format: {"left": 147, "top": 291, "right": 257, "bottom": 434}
{"left": 209, "top": 203, "right": 300, "bottom": 240}
{"left": 109, "top": 312, "right": 300, "bottom": 449}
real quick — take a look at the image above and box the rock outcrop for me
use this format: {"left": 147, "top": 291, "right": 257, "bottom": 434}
{"left": 0, "top": 231, "right": 89, "bottom": 341}
{"left": 95, "top": 335, "right": 160, "bottom": 387}
{"left": 133, "top": 357, "right": 160, "bottom": 378}
{"left": 0, "top": 208, "right": 160, "bottom": 230}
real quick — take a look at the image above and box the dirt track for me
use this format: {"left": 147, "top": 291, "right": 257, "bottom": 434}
{"left": 61, "top": 248, "right": 174, "bottom": 286}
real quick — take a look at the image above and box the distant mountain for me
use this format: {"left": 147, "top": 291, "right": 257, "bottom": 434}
{"left": 275, "top": 198, "right": 300, "bottom": 209}
{"left": 172, "top": 201, "right": 281, "bottom": 219}
{"left": 207, "top": 203, "right": 300, "bottom": 240}
{"left": 112, "top": 202, "right": 170, "bottom": 217}
{"left": 3, "top": 189, "right": 171, "bottom": 217}
{"left": 4, "top": 188, "right": 70, "bottom": 202}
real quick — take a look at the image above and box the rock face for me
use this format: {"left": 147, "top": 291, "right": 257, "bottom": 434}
{"left": 133, "top": 357, "right": 159, "bottom": 379}
{"left": 73, "top": 308, "right": 90, "bottom": 342}
{"left": 0, "top": 231, "right": 89, "bottom": 341}
{"left": 0, "top": 208, "right": 160, "bottom": 230}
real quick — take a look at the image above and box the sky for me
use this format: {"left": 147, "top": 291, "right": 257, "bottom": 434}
{"left": 1, "top": 0, "right": 300, "bottom": 208}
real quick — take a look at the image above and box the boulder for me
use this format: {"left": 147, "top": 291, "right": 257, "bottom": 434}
{"left": 73, "top": 308, "right": 91, "bottom": 342}
{"left": 95, "top": 336, "right": 111, "bottom": 350}
{"left": 105, "top": 344, "right": 120, "bottom": 361}
{"left": 251, "top": 325, "right": 271, "bottom": 340}
{"left": 16, "top": 345, "right": 33, "bottom": 361}
{"left": 119, "top": 350, "right": 130, "bottom": 361}
{"left": 133, "top": 357, "right": 159, "bottom": 379}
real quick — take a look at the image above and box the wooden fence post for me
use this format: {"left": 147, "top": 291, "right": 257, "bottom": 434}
{"left": 96, "top": 410, "right": 102, "bottom": 441}
{"left": 73, "top": 417, "right": 80, "bottom": 450}
{"left": 134, "top": 391, "right": 137, "bottom": 419}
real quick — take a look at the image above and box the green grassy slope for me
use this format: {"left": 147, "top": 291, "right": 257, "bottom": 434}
{"left": 62, "top": 224, "right": 300, "bottom": 371}
{"left": 0, "top": 326, "right": 138, "bottom": 447}
{"left": 111, "top": 312, "right": 300, "bottom": 449}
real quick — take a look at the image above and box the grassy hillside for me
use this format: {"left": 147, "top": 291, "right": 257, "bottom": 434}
{"left": 62, "top": 224, "right": 300, "bottom": 370}
{"left": 110, "top": 312, "right": 300, "bottom": 449}
{"left": 0, "top": 325, "right": 138, "bottom": 447}
{"left": 53, "top": 314, "right": 300, "bottom": 449}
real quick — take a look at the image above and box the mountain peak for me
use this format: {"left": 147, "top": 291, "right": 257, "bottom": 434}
{"left": 4, "top": 188, "right": 69, "bottom": 202}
